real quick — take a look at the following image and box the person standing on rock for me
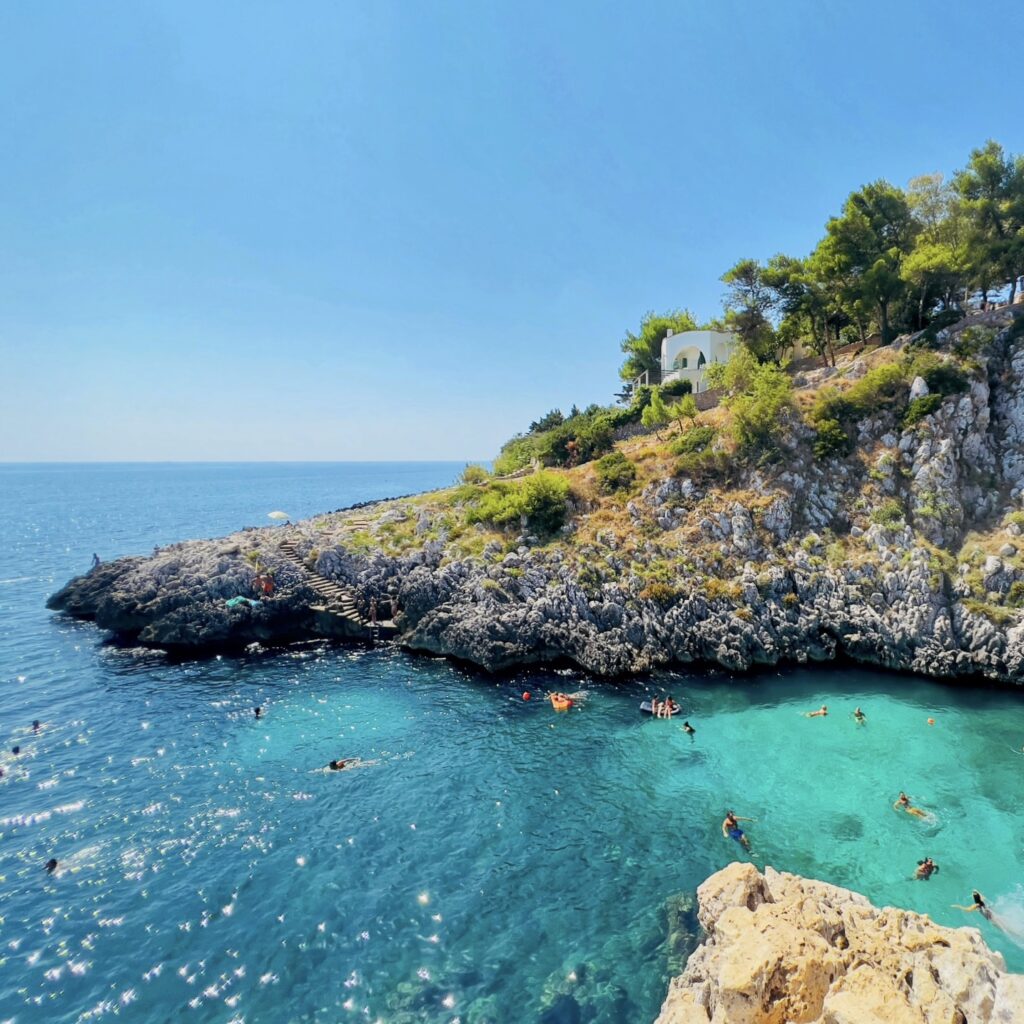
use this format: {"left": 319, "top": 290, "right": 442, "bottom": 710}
{"left": 369, "top": 597, "right": 377, "bottom": 625}
{"left": 722, "top": 811, "right": 752, "bottom": 850}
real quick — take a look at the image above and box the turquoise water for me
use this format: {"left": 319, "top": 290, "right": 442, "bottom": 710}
{"left": 2, "top": 463, "right": 1024, "bottom": 1023}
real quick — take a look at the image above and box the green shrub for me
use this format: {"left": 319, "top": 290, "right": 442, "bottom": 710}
{"left": 594, "top": 451, "right": 636, "bottom": 493}
{"left": 812, "top": 363, "right": 907, "bottom": 425}
{"left": 639, "top": 581, "right": 679, "bottom": 604}
{"left": 906, "top": 352, "right": 969, "bottom": 397}
{"left": 460, "top": 464, "right": 491, "bottom": 485}
{"left": 812, "top": 417, "right": 852, "bottom": 458}
{"left": 714, "top": 353, "right": 793, "bottom": 459}
{"left": 670, "top": 425, "right": 716, "bottom": 456}
{"left": 493, "top": 435, "right": 537, "bottom": 476}
{"left": 870, "top": 499, "right": 905, "bottom": 528}
{"left": 661, "top": 377, "right": 693, "bottom": 398}
{"left": 1007, "top": 580, "right": 1024, "bottom": 608}
{"left": 903, "top": 394, "right": 944, "bottom": 426}
{"left": 674, "top": 448, "right": 730, "bottom": 481}
{"left": 465, "top": 471, "right": 571, "bottom": 535}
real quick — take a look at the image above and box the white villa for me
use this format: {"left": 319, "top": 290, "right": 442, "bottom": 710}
{"left": 659, "top": 328, "right": 737, "bottom": 393}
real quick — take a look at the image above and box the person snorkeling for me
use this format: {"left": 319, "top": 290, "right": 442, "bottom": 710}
{"left": 893, "top": 791, "right": 928, "bottom": 818}
{"left": 722, "top": 810, "right": 753, "bottom": 850}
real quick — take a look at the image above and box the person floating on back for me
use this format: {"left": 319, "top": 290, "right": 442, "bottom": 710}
{"left": 894, "top": 791, "right": 928, "bottom": 818}
{"left": 806, "top": 705, "right": 828, "bottom": 718}
{"left": 915, "top": 857, "right": 939, "bottom": 880}
{"left": 722, "top": 810, "right": 752, "bottom": 850}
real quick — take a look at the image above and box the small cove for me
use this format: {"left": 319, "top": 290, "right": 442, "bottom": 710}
{"left": 2, "top": 463, "right": 1023, "bottom": 1023}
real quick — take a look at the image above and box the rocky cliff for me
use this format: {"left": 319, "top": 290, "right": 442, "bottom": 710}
{"left": 656, "top": 862, "right": 1023, "bottom": 1024}
{"left": 48, "top": 308, "right": 1024, "bottom": 684}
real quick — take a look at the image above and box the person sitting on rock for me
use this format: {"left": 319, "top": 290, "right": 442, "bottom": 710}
{"left": 722, "top": 811, "right": 752, "bottom": 850}
{"left": 894, "top": 792, "right": 927, "bottom": 818}
{"left": 915, "top": 857, "right": 939, "bottom": 880}
{"left": 806, "top": 705, "right": 828, "bottom": 718}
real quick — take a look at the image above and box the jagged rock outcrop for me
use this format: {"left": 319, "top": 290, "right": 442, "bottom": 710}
{"left": 656, "top": 862, "right": 1024, "bottom": 1024}
{"left": 46, "top": 309, "right": 1024, "bottom": 683}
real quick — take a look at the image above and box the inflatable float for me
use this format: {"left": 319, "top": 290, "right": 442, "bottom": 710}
{"left": 549, "top": 694, "right": 573, "bottom": 711}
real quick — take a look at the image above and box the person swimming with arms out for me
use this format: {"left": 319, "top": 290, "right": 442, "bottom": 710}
{"left": 805, "top": 705, "right": 828, "bottom": 718}
{"left": 327, "top": 759, "right": 358, "bottom": 771}
{"left": 722, "top": 810, "right": 752, "bottom": 850}
{"left": 893, "top": 791, "right": 928, "bottom": 818}
{"left": 914, "top": 857, "right": 939, "bottom": 880}
{"left": 953, "top": 890, "right": 993, "bottom": 921}
{"left": 853, "top": 707, "right": 866, "bottom": 725}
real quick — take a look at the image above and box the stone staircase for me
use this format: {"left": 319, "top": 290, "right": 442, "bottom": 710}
{"left": 277, "top": 539, "right": 393, "bottom": 641}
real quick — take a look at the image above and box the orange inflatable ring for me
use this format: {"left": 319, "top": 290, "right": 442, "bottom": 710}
{"left": 549, "top": 694, "right": 573, "bottom": 711}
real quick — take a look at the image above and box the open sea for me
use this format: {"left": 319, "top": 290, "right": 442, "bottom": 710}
{"left": 2, "top": 462, "right": 1024, "bottom": 1024}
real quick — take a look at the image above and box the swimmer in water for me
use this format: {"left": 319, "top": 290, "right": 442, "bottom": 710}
{"left": 893, "top": 791, "right": 928, "bottom": 818}
{"left": 327, "top": 759, "right": 356, "bottom": 771}
{"left": 915, "top": 857, "right": 939, "bottom": 880}
{"left": 682, "top": 720, "right": 696, "bottom": 736}
{"left": 254, "top": 707, "right": 262, "bottom": 720}
{"left": 45, "top": 858, "right": 57, "bottom": 875}
{"left": 11, "top": 746, "right": 20, "bottom": 756}
{"left": 32, "top": 720, "right": 41, "bottom": 734}
{"left": 953, "top": 890, "right": 993, "bottom": 921}
{"left": 722, "top": 810, "right": 752, "bottom": 850}
{"left": 806, "top": 705, "right": 828, "bottom": 718}
{"left": 854, "top": 707, "right": 866, "bottom": 724}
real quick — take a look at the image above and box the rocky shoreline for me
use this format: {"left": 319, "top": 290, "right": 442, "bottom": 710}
{"left": 48, "top": 309, "right": 1024, "bottom": 684}
{"left": 657, "top": 863, "right": 1023, "bottom": 1023}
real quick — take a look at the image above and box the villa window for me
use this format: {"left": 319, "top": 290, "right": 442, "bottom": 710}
{"left": 673, "top": 354, "right": 688, "bottom": 370}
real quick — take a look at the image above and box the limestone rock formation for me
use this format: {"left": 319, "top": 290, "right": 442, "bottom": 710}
{"left": 656, "top": 863, "right": 1024, "bottom": 1024}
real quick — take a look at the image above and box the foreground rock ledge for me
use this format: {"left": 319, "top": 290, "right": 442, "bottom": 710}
{"left": 657, "top": 863, "right": 1023, "bottom": 1024}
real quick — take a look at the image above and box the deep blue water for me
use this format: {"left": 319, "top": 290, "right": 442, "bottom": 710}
{"left": 2, "top": 463, "right": 1023, "bottom": 1024}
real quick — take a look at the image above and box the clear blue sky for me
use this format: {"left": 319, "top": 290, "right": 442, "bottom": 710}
{"left": 2, "top": 1, "right": 1021, "bottom": 461}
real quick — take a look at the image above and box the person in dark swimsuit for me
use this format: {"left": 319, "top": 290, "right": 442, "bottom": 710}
{"left": 953, "top": 890, "right": 992, "bottom": 920}
{"left": 682, "top": 721, "right": 696, "bottom": 736}
{"left": 854, "top": 707, "right": 866, "bottom": 724}
{"left": 254, "top": 707, "right": 262, "bottom": 720}
{"left": 45, "top": 858, "right": 58, "bottom": 875}
{"left": 722, "top": 811, "right": 752, "bottom": 850}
